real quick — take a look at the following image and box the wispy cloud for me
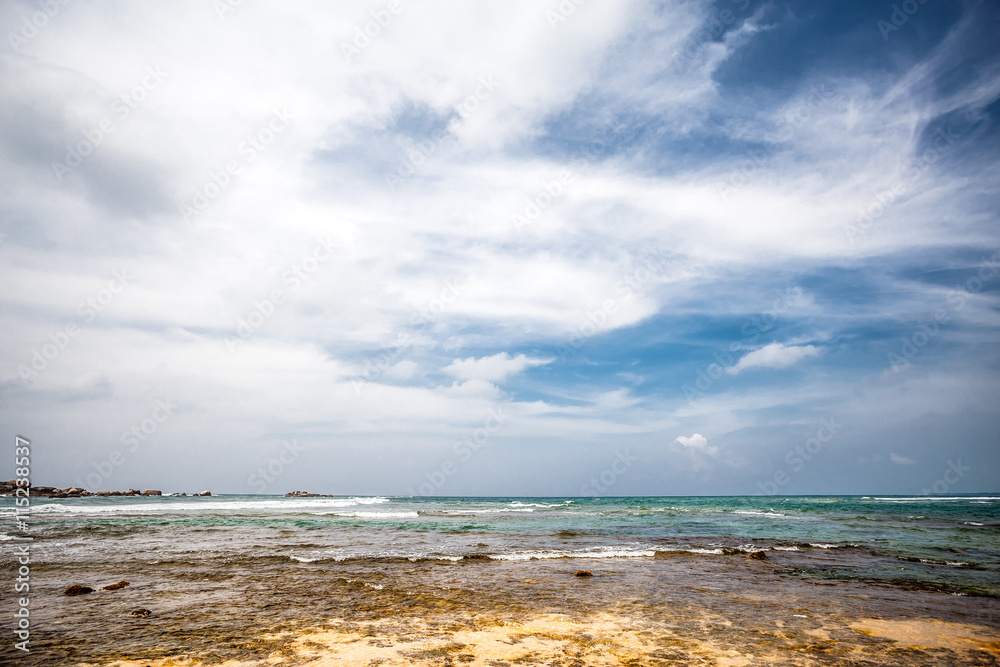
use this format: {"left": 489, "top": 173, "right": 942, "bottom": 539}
{"left": 443, "top": 353, "right": 551, "bottom": 383}
{"left": 727, "top": 344, "right": 821, "bottom": 375}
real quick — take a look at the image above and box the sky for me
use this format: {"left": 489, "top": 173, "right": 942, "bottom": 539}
{"left": 0, "top": 0, "right": 998, "bottom": 496}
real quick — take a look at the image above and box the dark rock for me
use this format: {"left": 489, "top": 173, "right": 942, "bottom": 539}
{"left": 141, "top": 489, "right": 162, "bottom": 496}
{"left": 126, "top": 489, "right": 140, "bottom": 495}
{"left": 130, "top": 608, "right": 151, "bottom": 617}
{"left": 64, "top": 585, "right": 94, "bottom": 596}
{"left": 103, "top": 580, "right": 130, "bottom": 590}
{"left": 748, "top": 551, "right": 768, "bottom": 560}
{"left": 95, "top": 491, "right": 111, "bottom": 496}
{"left": 574, "top": 570, "right": 593, "bottom": 577}
{"left": 284, "top": 491, "right": 332, "bottom": 497}
{"left": 196, "top": 490, "right": 211, "bottom": 496}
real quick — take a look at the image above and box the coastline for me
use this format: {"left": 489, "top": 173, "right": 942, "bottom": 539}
{"left": 19, "top": 555, "right": 1000, "bottom": 666}
{"left": 3, "top": 494, "right": 998, "bottom": 665}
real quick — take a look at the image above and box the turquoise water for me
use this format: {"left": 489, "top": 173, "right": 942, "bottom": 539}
{"left": 4, "top": 494, "right": 998, "bottom": 597}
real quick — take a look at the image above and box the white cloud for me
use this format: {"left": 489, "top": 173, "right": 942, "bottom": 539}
{"left": 383, "top": 360, "right": 418, "bottom": 381}
{"left": 443, "top": 352, "right": 550, "bottom": 383}
{"left": 727, "top": 343, "right": 820, "bottom": 375}
{"left": 675, "top": 433, "right": 718, "bottom": 456}
{"left": 890, "top": 452, "right": 916, "bottom": 465}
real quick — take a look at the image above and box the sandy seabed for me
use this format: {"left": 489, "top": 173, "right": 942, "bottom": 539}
{"left": 8, "top": 554, "right": 999, "bottom": 666}
{"left": 79, "top": 613, "right": 1000, "bottom": 666}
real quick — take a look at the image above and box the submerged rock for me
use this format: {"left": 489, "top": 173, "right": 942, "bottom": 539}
{"left": 130, "top": 608, "right": 152, "bottom": 617}
{"left": 575, "top": 570, "right": 593, "bottom": 577}
{"left": 64, "top": 585, "right": 94, "bottom": 596}
{"left": 748, "top": 551, "right": 768, "bottom": 560}
{"left": 103, "top": 581, "right": 130, "bottom": 590}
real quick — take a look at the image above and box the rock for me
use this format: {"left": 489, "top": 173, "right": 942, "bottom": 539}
{"left": 64, "top": 585, "right": 94, "bottom": 596}
{"left": 141, "top": 489, "right": 162, "bottom": 496}
{"left": 103, "top": 581, "right": 130, "bottom": 590}
{"left": 126, "top": 489, "right": 140, "bottom": 495}
{"left": 574, "top": 570, "right": 593, "bottom": 577}
{"left": 95, "top": 491, "right": 111, "bottom": 496}
{"left": 130, "top": 608, "right": 151, "bottom": 617}
{"left": 284, "top": 491, "right": 332, "bottom": 497}
{"left": 66, "top": 487, "right": 86, "bottom": 495}
{"left": 196, "top": 490, "right": 211, "bottom": 496}
{"left": 748, "top": 551, "right": 768, "bottom": 560}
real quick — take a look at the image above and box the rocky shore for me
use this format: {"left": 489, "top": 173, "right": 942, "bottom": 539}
{"left": 284, "top": 490, "right": 334, "bottom": 497}
{"left": 0, "top": 480, "right": 211, "bottom": 498}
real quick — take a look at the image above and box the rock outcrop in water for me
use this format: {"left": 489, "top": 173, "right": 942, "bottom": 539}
{"left": 575, "top": 570, "right": 593, "bottom": 577}
{"left": 284, "top": 491, "right": 334, "bottom": 497}
{"left": 0, "top": 481, "right": 212, "bottom": 498}
{"left": 64, "top": 585, "right": 94, "bottom": 596}
{"left": 748, "top": 550, "right": 768, "bottom": 560}
{"left": 103, "top": 581, "right": 130, "bottom": 590}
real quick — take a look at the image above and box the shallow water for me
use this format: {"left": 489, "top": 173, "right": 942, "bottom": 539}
{"left": 2, "top": 495, "right": 998, "bottom": 664}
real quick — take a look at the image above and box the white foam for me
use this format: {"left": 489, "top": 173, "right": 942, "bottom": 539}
{"left": 324, "top": 511, "right": 418, "bottom": 519}
{"left": 289, "top": 555, "right": 320, "bottom": 563}
{"left": 871, "top": 497, "right": 999, "bottom": 501}
{"left": 965, "top": 521, "right": 984, "bottom": 526}
{"left": 733, "top": 510, "right": 786, "bottom": 517}
{"left": 17, "top": 497, "right": 393, "bottom": 515}
{"left": 488, "top": 549, "right": 655, "bottom": 561}
{"left": 773, "top": 546, "right": 800, "bottom": 551}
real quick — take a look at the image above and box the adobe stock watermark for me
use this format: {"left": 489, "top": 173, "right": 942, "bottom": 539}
{"left": 579, "top": 450, "right": 638, "bottom": 497}
{"left": 340, "top": 0, "right": 406, "bottom": 63}
{"left": 511, "top": 113, "right": 653, "bottom": 233}
{"left": 17, "top": 268, "right": 133, "bottom": 381}
{"left": 225, "top": 235, "right": 339, "bottom": 351}
{"left": 7, "top": 0, "right": 71, "bottom": 53}
{"left": 214, "top": 0, "right": 245, "bottom": 20}
{"left": 682, "top": 286, "right": 805, "bottom": 402}
{"left": 75, "top": 398, "right": 176, "bottom": 490}
{"left": 877, "top": 0, "right": 930, "bottom": 41}
{"left": 352, "top": 276, "right": 468, "bottom": 393}
{"left": 845, "top": 125, "right": 961, "bottom": 244}
{"left": 511, "top": 170, "right": 574, "bottom": 234}
{"left": 180, "top": 107, "right": 293, "bottom": 222}
{"left": 12, "top": 435, "right": 32, "bottom": 654}
{"left": 887, "top": 251, "right": 998, "bottom": 368}
{"left": 921, "top": 459, "right": 970, "bottom": 496}
{"left": 545, "top": 0, "right": 589, "bottom": 30}
{"left": 408, "top": 407, "right": 506, "bottom": 496}
{"left": 247, "top": 439, "right": 306, "bottom": 493}
{"left": 757, "top": 417, "right": 842, "bottom": 495}
{"left": 555, "top": 248, "right": 673, "bottom": 361}
{"left": 51, "top": 65, "right": 168, "bottom": 181}
{"left": 716, "top": 83, "right": 841, "bottom": 201}
{"left": 672, "top": 0, "right": 753, "bottom": 73}
{"left": 384, "top": 76, "right": 500, "bottom": 190}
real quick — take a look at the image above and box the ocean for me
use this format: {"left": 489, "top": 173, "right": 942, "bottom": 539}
{"left": 3, "top": 494, "right": 999, "bottom": 665}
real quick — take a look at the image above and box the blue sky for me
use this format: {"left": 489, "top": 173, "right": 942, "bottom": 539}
{"left": 1, "top": 0, "right": 998, "bottom": 495}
